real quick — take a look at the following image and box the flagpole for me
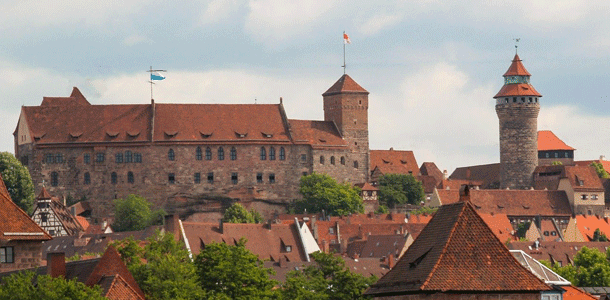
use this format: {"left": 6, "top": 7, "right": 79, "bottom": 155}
{"left": 150, "top": 66, "right": 154, "bottom": 101}
{"left": 147, "top": 67, "right": 166, "bottom": 103}
{"left": 343, "top": 31, "right": 346, "bottom": 74}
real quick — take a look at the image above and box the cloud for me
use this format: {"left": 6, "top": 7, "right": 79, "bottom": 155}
{"left": 198, "top": 0, "right": 243, "bottom": 25}
{"left": 357, "top": 14, "right": 402, "bottom": 36}
{"left": 123, "top": 34, "right": 153, "bottom": 46}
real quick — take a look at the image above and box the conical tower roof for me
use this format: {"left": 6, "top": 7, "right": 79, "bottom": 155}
{"left": 322, "top": 74, "right": 368, "bottom": 96}
{"left": 365, "top": 188, "right": 551, "bottom": 296}
{"left": 37, "top": 187, "right": 52, "bottom": 200}
{"left": 503, "top": 54, "right": 531, "bottom": 76}
{"left": 494, "top": 54, "right": 542, "bottom": 98}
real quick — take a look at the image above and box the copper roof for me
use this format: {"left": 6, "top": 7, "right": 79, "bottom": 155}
{"left": 0, "top": 174, "right": 51, "bottom": 241}
{"left": 503, "top": 54, "right": 532, "bottom": 76}
{"left": 538, "top": 130, "right": 575, "bottom": 151}
{"left": 322, "top": 74, "right": 368, "bottom": 96}
{"left": 365, "top": 201, "right": 552, "bottom": 295}
{"left": 370, "top": 149, "right": 418, "bottom": 176}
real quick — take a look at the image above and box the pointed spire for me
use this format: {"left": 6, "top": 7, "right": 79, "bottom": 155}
{"left": 503, "top": 54, "right": 531, "bottom": 77}
{"left": 37, "top": 187, "right": 52, "bottom": 200}
{"left": 323, "top": 74, "right": 368, "bottom": 96}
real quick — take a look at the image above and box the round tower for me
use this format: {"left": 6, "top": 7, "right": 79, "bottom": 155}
{"left": 495, "top": 54, "right": 542, "bottom": 190}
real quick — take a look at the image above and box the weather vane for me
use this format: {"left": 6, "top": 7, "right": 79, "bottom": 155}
{"left": 513, "top": 38, "right": 520, "bottom": 54}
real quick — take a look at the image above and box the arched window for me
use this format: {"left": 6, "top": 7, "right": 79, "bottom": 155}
{"left": 125, "top": 151, "right": 132, "bottom": 163}
{"left": 320, "top": 156, "right": 325, "bottom": 164}
{"left": 230, "top": 147, "right": 237, "bottom": 160}
{"left": 84, "top": 172, "right": 91, "bottom": 185}
{"left": 127, "top": 171, "right": 134, "bottom": 184}
{"left": 196, "top": 147, "right": 202, "bottom": 160}
{"left": 279, "top": 147, "right": 286, "bottom": 160}
{"left": 330, "top": 156, "right": 335, "bottom": 165}
{"left": 260, "top": 147, "right": 266, "bottom": 160}
{"left": 51, "top": 172, "right": 58, "bottom": 187}
{"left": 218, "top": 147, "right": 225, "bottom": 160}
{"left": 269, "top": 147, "right": 276, "bottom": 160}
{"left": 205, "top": 147, "right": 212, "bottom": 160}
{"left": 111, "top": 172, "right": 117, "bottom": 184}
{"left": 168, "top": 149, "right": 175, "bottom": 161}
{"left": 341, "top": 156, "right": 345, "bottom": 165}
{"left": 353, "top": 161, "right": 359, "bottom": 169}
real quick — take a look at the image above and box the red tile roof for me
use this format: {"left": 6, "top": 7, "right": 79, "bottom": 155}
{"left": 468, "top": 190, "right": 572, "bottom": 217}
{"left": 85, "top": 245, "right": 145, "bottom": 299}
{"left": 575, "top": 159, "right": 610, "bottom": 175}
{"left": 564, "top": 165, "right": 604, "bottom": 192}
{"left": 575, "top": 215, "right": 610, "bottom": 241}
{"left": 503, "top": 54, "right": 532, "bottom": 76}
{"left": 288, "top": 119, "right": 346, "bottom": 148}
{"left": 322, "top": 74, "right": 368, "bottom": 96}
{"left": 508, "top": 241, "right": 610, "bottom": 266}
{"left": 33, "top": 189, "right": 84, "bottom": 236}
{"left": 494, "top": 83, "right": 542, "bottom": 98}
{"left": 538, "top": 130, "right": 575, "bottom": 151}
{"left": 370, "top": 149, "right": 418, "bottom": 176}
{"left": 478, "top": 213, "right": 517, "bottom": 242}
{"left": 365, "top": 201, "right": 552, "bottom": 295}
{"left": 0, "top": 174, "right": 51, "bottom": 241}
{"left": 562, "top": 285, "right": 597, "bottom": 300}
{"left": 419, "top": 162, "right": 443, "bottom": 183}
{"left": 449, "top": 163, "right": 500, "bottom": 189}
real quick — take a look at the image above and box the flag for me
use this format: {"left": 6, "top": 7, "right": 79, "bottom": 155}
{"left": 343, "top": 32, "right": 351, "bottom": 44}
{"left": 151, "top": 71, "right": 165, "bottom": 81}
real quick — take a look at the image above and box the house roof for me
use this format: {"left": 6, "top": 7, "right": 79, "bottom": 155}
{"left": 419, "top": 162, "right": 443, "bottom": 183}
{"left": 574, "top": 215, "right": 610, "bottom": 241}
{"left": 84, "top": 245, "right": 145, "bottom": 299}
{"left": 357, "top": 235, "right": 408, "bottom": 258}
{"left": 0, "top": 174, "right": 51, "bottom": 241}
{"left": 288, "top": 119, "right": 346, "bottom": 148}
{"left": 322, "top": 74, "right": 368, "bottom": 96}
{"left": 449, "top": 163, "right": 500, "bottom": 189}
{"left": 182, "top": 222, "right": 308, "bottom": 262}
{"left": 575, "top": 159, "right": 610, "bottom": 174}
{"left": 478, "top": 213, "right": 517, "bottom": 242}
{"left": 354, "top": 182, "right": 378, "bottom": 191}
{"left": 538, "top": 130, "right": 575, "bottom": 151}
{"left": 563, "top": 165, "right": 604, "bottom": 192}
{"left": 561, "top": 285, "right": 597, "bottom": 300}
{"left": 509, "top": 250, "right": 570, "bottom": 285}
{"left": 33, "top": 189, "right": 84, "bottom": 236}
{"left": 538, "top": 219, "right": 562, "bottom": 242}
{"left": 265, "top": 256, "right": 389, "bottom": 283}
{"left": 508, "top": 241, "right": 610, "bottom": 266}
{"left": 370, "top": 149, "right": 419, "bottom": 177}
{"left": 494, "top": 54, "right": 542, "bottom": 98}
{"left": 365, "top": 200, "right": 552, "bottom": 295}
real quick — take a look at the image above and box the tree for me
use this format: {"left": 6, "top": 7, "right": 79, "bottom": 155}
{"left": 223, "top": 203, "right": 263, "bottom": 223}
{"left": 593, "top": 228, "right": 609, "bottom": 242}
{"left": 377, "top": 174, "right": 424, "bottom": 208}
{"left": 545, "top": 246, "right": 610, "bottom": 286}
{"left": 194, "top": 238, "right": 279, "bottom": 299}
{"left": 282, "top": 251, "right": 377, "bottom": 300}
{"left": 551, "top": 161, "right": 563, "bottom": 166}
{"left": 0, "top": 152, "right": 34, "bottom": 214}
{"left": 591, "top": 162, "right": 610, "bottom": 179}
{"left": 0, "top": 270, "right": 106, "bottom": 300}
{"left": 294, "top": 173, "right": 364, "bottom": 216}
{"left": 112, "top": 194, "right": 166, "bottom": 232}
{"left": 112, "top": 231, "right": 205, "bottom": 300}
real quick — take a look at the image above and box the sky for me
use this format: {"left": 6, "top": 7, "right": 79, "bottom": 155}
{"left": 2, "top": 1, "right": 610, "bottom": 174}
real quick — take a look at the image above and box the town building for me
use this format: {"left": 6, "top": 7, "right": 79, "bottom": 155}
{"left": 14, "top": 74, "right": 371, "bottom": 220}
{"left": 31, "top": 187, "right": 83, "bottom": 237}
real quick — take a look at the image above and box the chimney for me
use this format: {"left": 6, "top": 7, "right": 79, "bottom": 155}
{"left": 459, "top": 185, "right": 470, "bottom": 202}
{"left": 388, "top": 254, "right": 395, "bottom": 269}
{"left": 219, "top": 219, "right": 224, "bottom": 234}
{"left": 47, "top": 252, "right": 66, "bottom": 278}
{"left": 279, "top": 256, "right": 287, "bottom": 268}
{"left": 164, "top": 214, "right": 180, "bottom": 240}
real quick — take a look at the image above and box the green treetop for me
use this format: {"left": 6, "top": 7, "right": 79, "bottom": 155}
{"left": 0, "top": 152, "right": 34, "bottom": 214}
{"left": 223, "top": 203, "right": 264, "bottom": 223}
{"left": 591, "top": 162, "right": 610, "bottom": 179}
{"left": 294, "top": 173, "right": 364, "bottom": 216}
{"left": 112, "top": 194, "right": 166, "bottom": 232}
{"left": 377, "top": 174, "right": 425, "bottom": 208}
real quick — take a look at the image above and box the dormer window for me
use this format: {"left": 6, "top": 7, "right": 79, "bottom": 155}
{"left": 285, "top": 246, "right": 292, "bottom": 252}
{"left": 262, "top": 132, "right": 273, "bottom": 138}
{"left": 579, "top": 180, "right": 584, "bottom": 186}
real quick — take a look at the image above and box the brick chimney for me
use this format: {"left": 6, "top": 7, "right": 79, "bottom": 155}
{"left": 47, "top": 252, "right": 66, "bottom": 278}
{"left": 388, "top": 253, "right": 395, "bottom": 269}
{"left": 164, "top": 214, "right": 180, "bottom": 240}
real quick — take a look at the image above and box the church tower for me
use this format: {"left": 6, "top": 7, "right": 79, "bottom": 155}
{"left": 323, "top": 74, "right": 369, "bottom": 182}
{"left": 495, "top": 54, "right": 542, "bottom": 189}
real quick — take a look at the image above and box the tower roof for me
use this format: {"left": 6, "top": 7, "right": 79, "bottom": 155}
{"left": 322, "top": 74, "right": 368, "bottom": 96}
{"left": 365, "top": 197, "right": 551, "bottom": 296}
{"left": 37, "top": 187, "right": 52, "bottom": 200}
{"left": 538, "top": 130, "right": 575, "bottom": 151}
{"left": 503, "top": 54, "right": 531, "bottom": 77}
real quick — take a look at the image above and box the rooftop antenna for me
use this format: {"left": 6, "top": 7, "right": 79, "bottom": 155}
{"left": 513, "top": 38, "right": 520, "bottom": 54}
{"left": 147, "top": 66, "right": 166, "bottom": 102}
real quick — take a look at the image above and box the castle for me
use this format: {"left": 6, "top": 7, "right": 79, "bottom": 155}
{"left": 14, "top": 74, "right": 370, "bottom": 219}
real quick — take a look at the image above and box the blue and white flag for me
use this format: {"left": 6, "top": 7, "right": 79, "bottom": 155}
{"left": 150, "top": 71, "right": 165, "bottom": 81}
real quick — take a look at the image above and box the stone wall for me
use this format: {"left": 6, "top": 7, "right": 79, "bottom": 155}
{"left": 0, "top": 240, "right": 43, "bottom": 272}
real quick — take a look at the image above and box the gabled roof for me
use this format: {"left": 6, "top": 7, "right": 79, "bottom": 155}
{"left": 449, "top": 163, "right": 500, "bottom": 189}
{"left": 538, "top": 130, "right": 575, "bottom": 151}
{"left": 365, "top": 200, "right": 552, "bottom": 295}
{"left": 357, "top": 235, "right": 408, "bottom": 258}
{"left": 419, "top": 162, "right": 443, "bottom": 183}
{"left": 370, "top": 149, "right": 419, "bottom": 177}
{"left": 575, "top": 159, "right": 610, "bottom": 175}
{"left": 478, "top": 213, "right": 517, "bottom": 242}
{"left": 508, "top": 241, "right": 610, "bottom": 267}
{"left": 33, "top": 189, "right": 84, "bottom": 236}
{"left": 85, "top": 245, "right": 145, "bottom": 299}
{"left": 322, "top": 74, "right": 368, "bottom": 96}
{"left": 574, "top": 215, "right": 610, "bottom": 241}
{"left": 470, "top": 190, "right": 572, "bottom": 217}
{"left": 288, "top": 119, "right": 346, "bottom": 148}
{"left": 354, "top": 182, "right": 378, "bottom": 191}
{"left": 0, "top": 174, "right": 51, "bottom": 241}
{"left": 563, "top": 165, "right": 604, "bottom": 192}
{"left": 503, "top": 54, "right": 532, "bottom": 76}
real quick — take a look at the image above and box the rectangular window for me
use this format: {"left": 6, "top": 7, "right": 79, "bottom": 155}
{"left": 46, "top": 153, "right": 54, "bottom": 164}
{"left": 581, "top": 194, "right": 588, "bottom": 200}
{"left": 96, "top": 153, "right": 105, "bottom": 163}
{"left": 194, "top": 172, "right": 201, "bottom": 184}
{"left": 125, "top": 151, "right": 132, "bottom": 163}
{"left": 207, "top": 172, "right": 214, "bottom": 184}
{"left": 256, "top": 173, "right": 263, "bottom": 183}
{"left": 84, "top": 154, "right": 90, "bottom": 164}
{"left": 41, "top": 213, "right": 48, "bottom": 223}
{"left": 0, "top": 247, "right": 14, "bottom": 263}
{"left": 168, "top": 173, "right": 175, "bottom": 184}
{"left": 55, "top": 153, "right": 63, "bottom": 163}
{"left": 300, "top": 154, "right": 306, "bottom": 162}
{"left": 231, "top": 172, "right": 238, "bottom": 184}
{"left": 592, "top": 194, "right": 599, "bottom": 200}
{"left": 115, "top": 153, "right": 123, "bottom": 163}
{"left": 134, "top": 153, "right": 142, "bottom": 163}
{"left": 269, "top": 173, "right": 276, "bottom": 183}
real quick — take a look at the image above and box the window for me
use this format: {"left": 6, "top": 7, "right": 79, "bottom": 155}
{"left": 513, "top": 97, "right": 517, "bottom": 103}
{"left": 257, "top": 173, "right": 263, "bottom": 183}
{"left": 300, "top": 154, "right": 306, "bottom": 162}
{"left": 341, "top": 156, "right": 345, "bottom": 165}
{"left": 84, "top": 172, "right": 91, "bottom": 185}
{"left": 38, "top": 202, "right": 49, "bottom": 209}
{"left": 96, "top": 153, "right": 105, "bottom": 163}
{"left": 285, "top": 246, "right": 292, "bottom": 252}
{"left": 564, "top": 152, "right": 569, "bottom": 158}
{"left": 19, "top": 156, "right": 27, "bottom": 166}
{"left": 579, "top": 180, "right": 584, "bottom": 186}
{"left": 125, "top": 151, "right": 132, "bottom": 163}
{"left": 230, "top": 147, "right": 237, "bottom": 160}
{"left": 302, "top": 172, "right": 308, "bottom": 176}
{"left": 329, "top": 228, "right": 334, "bottom": 234}
{"left": 551, "top": 231, "right": 557, "bottom": 236}
{"left": 168, "top": 149, "right": 175, "bottom": 161}
{"left": 51, "top": 172, "right": 58, "bottom": 187}
{"left": 279, "top": 147, "right": 286, "bottom": 160}
{"left": 168, "top": 173, "right": 175, "bottom": 184}
{"left": 231, "top": 173, "right": 238, "bottom": 184}
{"left": 543, "top": 231, "right": 549, "bottom": 236}
{"left": 84, "top": 154, "right": 91, "bottom": 164}
{"left": 115, "top": 153, "right": 123, "bottom": 163}
{"left": 45, "top": 153, "right": 54, "bottom": 164}
{"left": 55, "top": 153, "right": 63, "bottom": 163}
{"left": 194, "top": 172, "right": 201, "bottom": 184}
{"left": 592, "top": 194, "right": 599, "bottom": 200}
{"left": 260, "top": 147, "right": 266, "bottom": 160}
{"left": 554, "top": 152, "right": 559, "bottom": 158}
{"left": 207, "top": 172, "right": 214, "bottom": 184}
{"left": 269, "top": 173, "right": 276, "bottom": 183}
{"left": 41, "top": 213, "right": 48, "bottom": 223}
{"left": 353, "top": 161, "right": 359, "bottom": 169}
{"left": 0, "top": 247, "right": 14, "bottom": 263}
{"left": 330, "top": 156, "right": 335, "bottom": 165}
{"left": 581, "top": 194, "right": 588, "bottom": 200}
{"left": 128, "top": 171, "right": 134, "bottom": 184}
{"left": 269, "top": 147, "right": 276, "bottom": 160}
{"left": 111, "top": 172, "right": 117, "bottom": 184}
{"left": 545, "top": 153, "right": 550, "bottom": 158}
{"left": 320, "top": 156, "right": 324, "bottom": 164}
{"left": 196, "top": 147, "right": 202, "bottom": 160}
{"left": 134, "top": 153, "right": 142, "bottom": 163}
{"left": 218, "top": 147, "right": 224, "bottom": 161}
{"left": 205, "top": 147, "right": 212, "bottom": 160}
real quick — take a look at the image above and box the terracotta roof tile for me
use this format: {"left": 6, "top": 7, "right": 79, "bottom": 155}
{"left": 503, "top": 54, "right": 532, "bottom": 76}
{"left": 478, "top": 213, "right": 517, "bottom": 242}
{"left": 85, "top": 245, "right": 145, "bottom": 299}
{"left": 357, "top": 235, "right": 408, "bottom": 258}
{"left": 563, "top": 165, "right": 604, "bottom": 191}
{"left": 322, "top": 74, "right": 368, "bottom": 96}
{"left": 562, "top": 285, "right": 597, "bottom": 300}
{"left": 508, "top": 241, "right": 610, "bottom": 266}
{"left": 575, "top": 215, "right": 610, "bottom": 241}
{"left": 370, "top": 149, "right": 418, "bottom": 176}
{"left": 0, "top": 174, "right": 51, "bottom": 241}
{"left": 288, "top": 119, "right": 346, "bottom": 147}
{"left": 576, "top": 159, "right": 610, "bottom": 175}
{"left": 365, "top": 201, "right": 552, "bottom": 295}
{"left": 538, "top": 130, "right": 575, "bottom": 151}
{"left": 449, "top": 163, "right": 500, "bottom": 189}
{"left": 494, "top": 83, "right": 542, "bottom": 98}
{"left": 469, "top": 190, "right": 572, "bottom": 217}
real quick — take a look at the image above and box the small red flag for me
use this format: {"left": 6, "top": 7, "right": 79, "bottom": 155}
{"left": 343, "top": 33, "right": 351, "bottom": 44}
